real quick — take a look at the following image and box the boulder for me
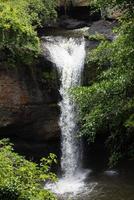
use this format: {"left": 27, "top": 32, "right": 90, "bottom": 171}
{"left": 88, "top": 20, "right": 117, "bottom": 41}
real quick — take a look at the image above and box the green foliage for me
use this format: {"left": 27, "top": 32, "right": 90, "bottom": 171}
{"left": 87, "top": 33, "right": 107, "bottom": 42}
{"left": 0, "top": 139, "right": 57, "bottom": 200}
{"left": 125, "top": 114, "right": 134, "bottom": 128}
{"left": 73, "top": 1, "right": 134, "bottom": 166}
{"left": 109, "top": 152, "right": 122, "bottom": 167}
{"left": 0, "top": 0, "right": 58, "bottom": 64}
{"left": 90, "top": 0, "right": 134, "bottom": 10}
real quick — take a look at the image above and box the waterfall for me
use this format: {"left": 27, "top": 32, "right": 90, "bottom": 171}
{"left": 43, "top": 36, "right": 88, "bottom": 194}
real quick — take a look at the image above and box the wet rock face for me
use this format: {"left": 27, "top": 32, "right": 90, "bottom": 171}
{"left": 0, "top": 62, "right": 60, "bottom": 142}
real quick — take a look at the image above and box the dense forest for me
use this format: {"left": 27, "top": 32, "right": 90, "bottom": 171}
{"left": 73, "top": 0, "right": 134, "bottom": 166}
{"left": 0, "top": 0, "right": 134, "bottom": 199}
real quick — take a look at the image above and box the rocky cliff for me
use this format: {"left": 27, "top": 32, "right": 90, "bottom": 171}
{"left": 0, "top": 61, "right": 60, "bottom": 143}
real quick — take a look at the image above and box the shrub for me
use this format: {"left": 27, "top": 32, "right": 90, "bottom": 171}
{"left": 0, "top": 139, "right": 57, "bottom": 200}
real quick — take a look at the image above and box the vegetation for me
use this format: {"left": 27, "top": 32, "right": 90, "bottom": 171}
{"left": 0, "top": 139, "right": 57, "bottom": 200}
{"left": 72, "top": 0, "right": 134, "bottom": 166}
{"left": 0, "top": 0, "right": 57, "bottom": 64}
{"left": 86, "top": 33, "right": 108, "bottom": 42}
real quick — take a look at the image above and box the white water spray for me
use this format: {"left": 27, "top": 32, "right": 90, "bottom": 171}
{"left": 42, "top": 37, "right": 89, "bottom": 194}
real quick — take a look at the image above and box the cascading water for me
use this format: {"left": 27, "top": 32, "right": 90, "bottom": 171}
{"left": 42, "top": 37, "right": 90, "bottom": 194}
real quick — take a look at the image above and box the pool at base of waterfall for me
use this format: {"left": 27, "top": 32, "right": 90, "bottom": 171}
{"left": 45, "top": 168, "right": 134, "bottom": 200}
{"left": 45, "top": 169, "right": 93, "bottom": 195}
